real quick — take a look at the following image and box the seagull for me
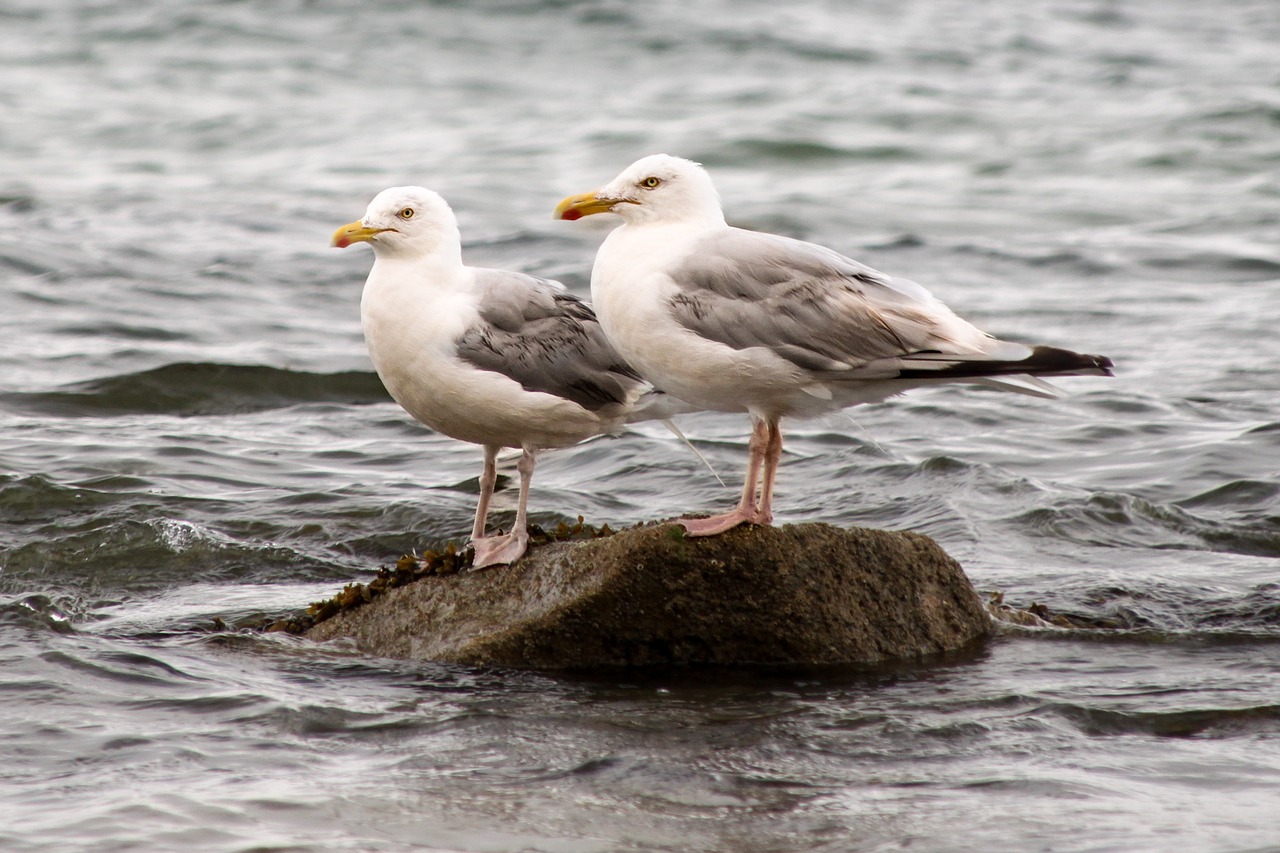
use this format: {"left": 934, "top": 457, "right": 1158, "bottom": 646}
{"left": 555, "top": 154, "right": 1113, "bottom": 537}
{"left": 332, "top": 186, "right": 683, "bottom": 568}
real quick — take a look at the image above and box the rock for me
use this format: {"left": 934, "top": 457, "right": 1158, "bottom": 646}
{"left": 304, "top": 522, "right": 991, "bottom": 668}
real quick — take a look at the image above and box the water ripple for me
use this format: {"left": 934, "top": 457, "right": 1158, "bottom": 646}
{"left": 1010, "top": 491, "right": 1280, "bottom": 558}
{"left": 0, "top": 362, "right": 390, "bottom": 417}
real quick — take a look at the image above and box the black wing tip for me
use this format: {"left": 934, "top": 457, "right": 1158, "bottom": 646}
{"left": 1029, "top": 345, "right": 1115, "bottom": 377}
{"left": 895, "top": 345, "right": 1115, "bottom": 381}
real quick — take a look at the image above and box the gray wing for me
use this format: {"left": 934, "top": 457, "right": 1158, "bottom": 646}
{"left": 667, "top": 228, "right": 981, "bottom": 372}
{"left": 456, "top": 269, "right": 644, "bottom": 412}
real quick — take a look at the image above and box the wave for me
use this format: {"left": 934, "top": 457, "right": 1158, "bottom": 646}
{"left": 1010, "top": 489, "right": 1280, "bottom": 560}
{"left": 697, "top": 28, "right": 880, "bottom": 65}
{"left": 0, "top": 363, "right": 391, "bottom": 417}
{"left": 1042, "top": 701, "right": 1280, "bottom": 738}
{"left": 994, "top": 576, "right": 1280, "bottom": 637}
{"left": 0, "top": 594, "right": 80, "bottom": 634}
{"left": 950, "top": 241, "right": 1119, "bottom": 276}
{"left": 703, "top": 138, "right": 921, "bottom": 166}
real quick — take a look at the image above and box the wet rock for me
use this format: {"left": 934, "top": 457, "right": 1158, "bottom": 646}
{"left": 305, "top": 522, "right": 991, "bottom": 668}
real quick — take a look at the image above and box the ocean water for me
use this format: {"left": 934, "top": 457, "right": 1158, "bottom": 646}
{"left": 2, "top": 0, "right": 1280, "bottom": 850}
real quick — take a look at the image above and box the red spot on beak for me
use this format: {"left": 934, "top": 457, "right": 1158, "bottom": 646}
{"left": 559, "top": 209, "right": 582, "bottom": 222}
{"left": 333, "top": 235, "right": 351, "bottom": 248}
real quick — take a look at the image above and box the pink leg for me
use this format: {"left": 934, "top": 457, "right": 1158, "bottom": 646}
{"left": 679, "top": 416, "right": 776, "bottom": 537}
{"left": 470, "top": 445, "right": 500, "bottom": 541}
{"left": 756, "top": 418, "right": 783, "bottom": 525}
{"left": 471, "top": 448, "right": 535, "bottom": 569}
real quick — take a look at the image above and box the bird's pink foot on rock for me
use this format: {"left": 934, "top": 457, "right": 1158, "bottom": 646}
{"left": 678, "top": 508, "right": 772, "bottom": 538}
{"left": 470, "top": 529, "right": 529, "bottom": 570}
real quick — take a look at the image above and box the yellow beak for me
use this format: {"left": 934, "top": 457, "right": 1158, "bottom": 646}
{"left": 331, "top": 221, "right": 390, "bottom": 248}
{"left": 553, "top": 191, "right": 621, "bottom": 221}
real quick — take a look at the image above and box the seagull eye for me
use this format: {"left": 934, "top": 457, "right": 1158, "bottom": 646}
{"left": 640, "top": 176, "right": 661, "bottom": 189}
{"left": 398, "top": 207, "right": 415, "bottom": 220}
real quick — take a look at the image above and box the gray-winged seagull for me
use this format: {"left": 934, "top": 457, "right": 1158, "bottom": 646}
{"left": 556, "top": 155, "right": 1113, "bottom": 537}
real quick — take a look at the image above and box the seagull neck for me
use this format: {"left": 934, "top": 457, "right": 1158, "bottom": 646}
{"left": 627, "top": 209, "right": 726, "bottom": 230}
{"left": 369, "top": 247, "right": 468, "bottom": 293}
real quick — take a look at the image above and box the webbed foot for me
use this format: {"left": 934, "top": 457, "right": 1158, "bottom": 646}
{"left": 469, "top": 528, "right": 530, "bottom": 570}
{"left": 677, "top": 507, "right": 772, "bottom": 537}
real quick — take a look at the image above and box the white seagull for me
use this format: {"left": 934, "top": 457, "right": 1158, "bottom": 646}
{"left": 555, "top": 154, "right": 1113, "bottom": 537}
{"left": 333, "top": 186, "right": 683, "bottom": 568}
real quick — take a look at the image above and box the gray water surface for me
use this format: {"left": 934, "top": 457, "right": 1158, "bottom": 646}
{"left": 2, "top": 1, "right": 1279, "bottom": 850}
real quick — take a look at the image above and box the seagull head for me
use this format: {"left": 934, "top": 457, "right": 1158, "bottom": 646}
{"left": 331, "top": 186, "right": 461, "bottom": 260}
{"left": 555, "top": 154, "right": 725, "bottom": 227}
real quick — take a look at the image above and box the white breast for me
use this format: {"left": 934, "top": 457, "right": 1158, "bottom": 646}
{"left": 361, "top": 260, "right": 608, "bottom": 450}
